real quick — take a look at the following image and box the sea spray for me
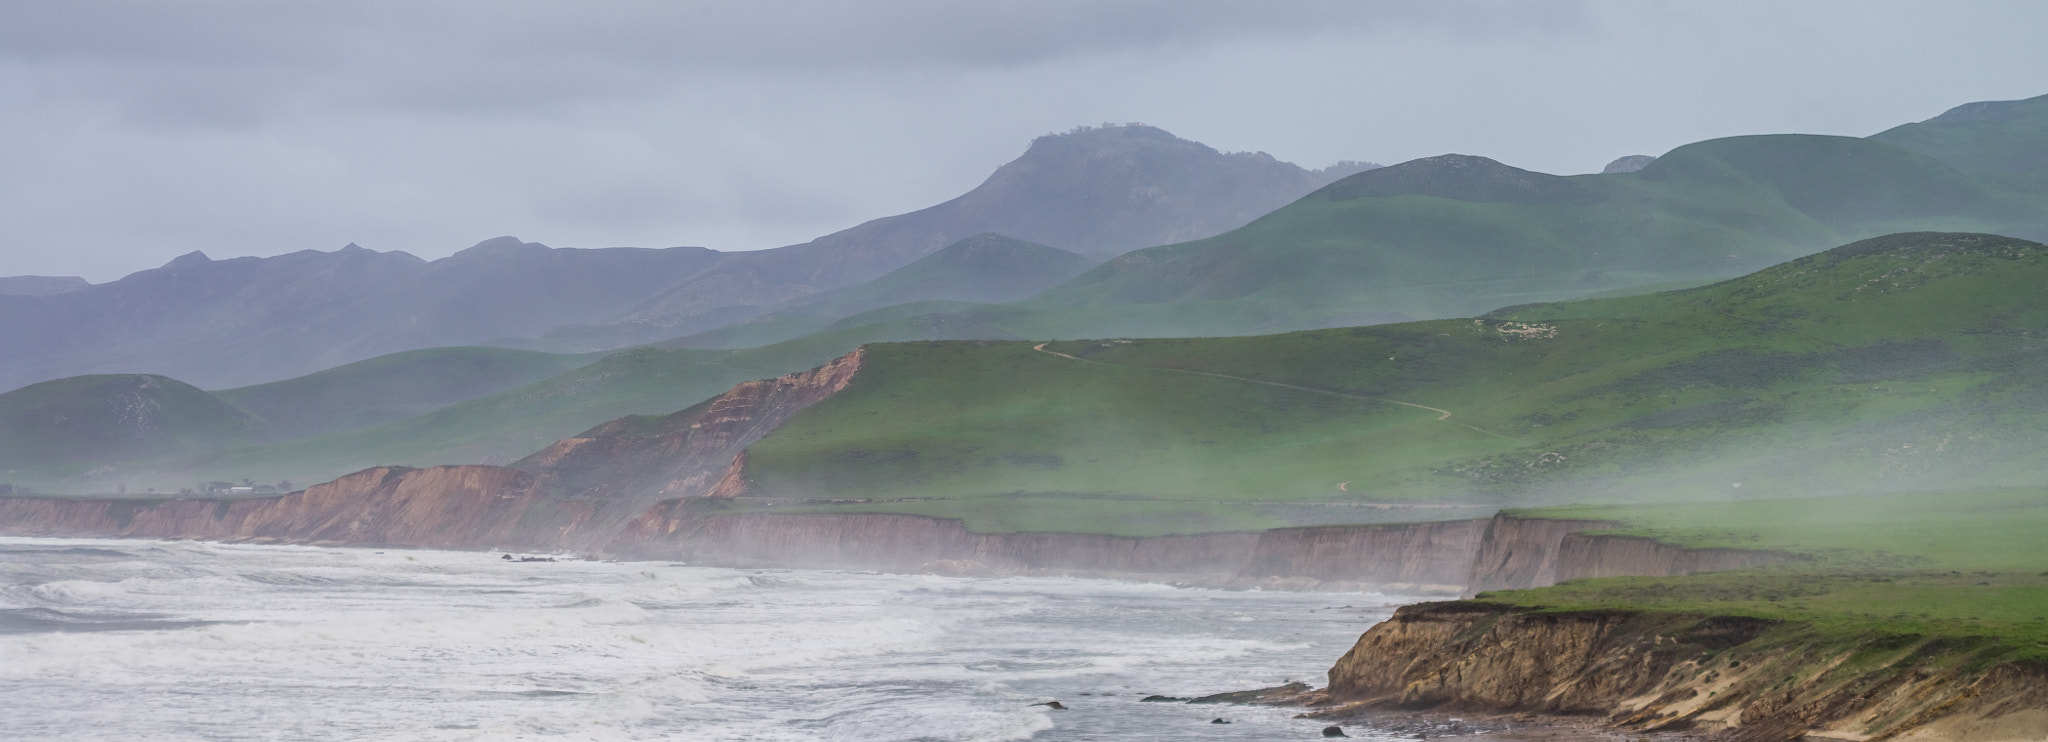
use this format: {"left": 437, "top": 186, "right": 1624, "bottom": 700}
{"left": 1, "top": 537, "right": 1415, "bottom": 741}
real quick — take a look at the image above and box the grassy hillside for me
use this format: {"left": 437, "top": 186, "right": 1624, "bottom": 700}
{"left": 1872, "top": 92, "right": 2048, "bottom": 179}
{"left": 0, "top": 375, "right": 264, "bottom": 472}
{"left": 666, "top": 233, "right": 1096, "bottom": 350}
{"left": 726, "top": 233, "right": 2048, "bottom": 535}
{"left": 213, "top": 346, "right": 596, "bottom": 439}
{"left": 1483, "top": 487, "right": 2048, "bottom": 662}
{"left": 997, "top": 137, "right": 2048, "bottom": 340}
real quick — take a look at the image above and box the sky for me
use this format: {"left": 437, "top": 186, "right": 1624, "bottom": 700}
{"left": 3, "top": 1, "right": 2046, "bottom": 281}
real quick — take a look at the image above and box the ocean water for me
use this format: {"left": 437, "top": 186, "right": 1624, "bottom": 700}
{"left": 0, "top": 537, "right": 1418, "bottom": 741}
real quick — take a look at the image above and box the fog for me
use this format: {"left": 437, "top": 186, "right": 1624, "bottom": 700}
{"left": 4, "top": 1, "right": 2047, "bottom": 280}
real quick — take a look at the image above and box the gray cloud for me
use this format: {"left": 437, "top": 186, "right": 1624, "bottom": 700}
{"left": 2, "top": 0, "right": 2045, "bottom": 280}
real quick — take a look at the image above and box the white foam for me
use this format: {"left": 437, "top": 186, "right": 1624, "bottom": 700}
{"left": 0, "top": 537, "right": 1414, "bottom": 741}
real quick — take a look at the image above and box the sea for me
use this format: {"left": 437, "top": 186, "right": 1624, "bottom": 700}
{"left": 0, "top": 537, "right": 1428, "bottom": 742}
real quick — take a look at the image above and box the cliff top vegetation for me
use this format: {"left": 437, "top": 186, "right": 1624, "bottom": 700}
{"left": 1486, "top": 487, "right": 2048, "bottom": 662}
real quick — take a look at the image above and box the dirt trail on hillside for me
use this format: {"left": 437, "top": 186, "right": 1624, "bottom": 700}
{"left": 1031, "top": 343, "right": 1515, "bottom": 441}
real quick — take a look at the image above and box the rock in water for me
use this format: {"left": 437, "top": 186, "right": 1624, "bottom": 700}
{"left": 1139, "top": 695, "right": 1188, "bottom": 702}
{"left": 1324, "top": 726, "right": 1349, "bottom": 738}
{"left": 1211, "top": 718, "right": 1231, "bottom": 724}
{"left": 1033, "top": 701, "right": 1067, "bottom": 710}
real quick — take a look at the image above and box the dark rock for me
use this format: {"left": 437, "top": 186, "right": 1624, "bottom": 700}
{"left": 1324, "top": 726, "right": 1349, "bottom": 738}
{"left": 1033, "top": 701, "right": 1067, "bottom": 710}
{"left": 1140, "top": 695, "right": 1189, "bottom": 703}
{"left": 1187, "top": 681, "right": 1313, "bottom": 704}
{"left": 1211, "top": 718, "right": 1231, "bottom": 724}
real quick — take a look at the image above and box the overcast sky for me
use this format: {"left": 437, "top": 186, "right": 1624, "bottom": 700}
{"left": 4, "top": 1, "right": 2046, "bottom": 281}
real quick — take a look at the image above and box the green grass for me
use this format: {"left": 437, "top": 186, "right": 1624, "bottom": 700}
{"left": 1481, "top": 487, "right": 2048, "bottom": 662}
{"left": 1872, "top": 92, "right": 2048, "bottom": 178}
{"left": 0, "top": 375, "right": 263, "bottom": 471}
{"left": 213, "top": 346, "right": 598, "bottom": 439}
{"left": 971, "top": 135, "right": 2048, "bottom": 342}
{"left": 734, "top": 233, "right": 2048, "bottom": 535}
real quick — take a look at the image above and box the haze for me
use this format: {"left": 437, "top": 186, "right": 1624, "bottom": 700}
{"left": 4, "top": 0, "right": 2046, "bottom": 281}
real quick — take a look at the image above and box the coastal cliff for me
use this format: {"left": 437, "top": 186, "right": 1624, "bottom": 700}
{"left": 0, "top": 350, "right": 868, "bottom": 552}
{"left": 609, "top": 509, "right": 1482, "bottom": 591}
{"left": 0, "top": 345, "right": 1796, "bottom": 590}
{"left": 0, "top": 466, "right": 567, "bottom": 548}
{"left": 1322, "top": 601, "right": 2048, "bottom": 742}
{"left": 1464, "top": 515, "right": 1794, "bottom": 596}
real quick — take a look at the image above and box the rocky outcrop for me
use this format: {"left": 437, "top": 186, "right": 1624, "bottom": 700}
{"left": 1323, "top": 601, "right": 2048, "bottom": 742}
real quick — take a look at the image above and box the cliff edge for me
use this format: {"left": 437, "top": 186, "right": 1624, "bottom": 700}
{"left": 1323, "top": 601, "right": 2048, "bottom": 742}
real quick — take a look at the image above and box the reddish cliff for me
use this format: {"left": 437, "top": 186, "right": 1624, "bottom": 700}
{"left": 0, "top": 351, "right": 867, "bottom": 552}
{"left": 0, "top": 466, "right": 560, "bottom": 549}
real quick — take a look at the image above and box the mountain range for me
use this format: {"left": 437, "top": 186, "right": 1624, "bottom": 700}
{"left": 0, "top": 125, "right": 1371, "bottom": 393}
{"left": 4, "top": 92, "right": 2048, "bottom": 493}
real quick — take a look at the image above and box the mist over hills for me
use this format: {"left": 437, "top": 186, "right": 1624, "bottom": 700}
{"left": 728, "top": 232, "right": 2048, "bottom": 533}
{"left": 0, "top": 125, "right": 1366, "bottom": 393}
{"left": 0, "top": 374, "right": 264, "bottom": 471}
{"left": 1872, "top": 91, "right": 2048, "bottom": 179}
{"left": 659, "top": 233, "right": 1099, "bottom": 350}
{"left": 5, "top": 90, "right": 2048, "bottom": 495}
{"left": 0, "top": 275, "right": 90, "bottom": 297}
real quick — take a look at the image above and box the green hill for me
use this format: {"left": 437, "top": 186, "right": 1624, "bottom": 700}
{"left": 998, "top": 137, "right": 2048, "bottom": 340}
{"left": 1871, "top": 92, "right": 2048, "bottom": 180}
{"left": 665, "top": 233, "right": 1096, "bottom": 350}
{"left": 785, "top": 233, "right": 1096, "bottom": 319}
{"left": 0, "top": 375, "right": 264, "bottom": 471}
{"left": 213, "top": 346, "right": 597, "bottom": 439}
{"left": 719, "top": 233, "right": 2048, "bottom": 535}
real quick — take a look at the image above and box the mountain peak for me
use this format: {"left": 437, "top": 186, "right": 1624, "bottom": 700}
{"left": 1318, "top": 154, "right": 1601, "bottom": 205}
{"left": 453, "top": 236, "right": 549, "bottom": 259}
{"left": 166, "top": 250, "right": 212, "bottom": 268}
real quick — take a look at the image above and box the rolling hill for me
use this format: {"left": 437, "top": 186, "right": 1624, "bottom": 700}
{"left": 211, "top": 346, "right": 598, "bottom": 439}
{"left": 663, "top": 233, "right": 1097, "bottom": 350}
{"left": 711, "top": 232, "right": 2048, "bottom": 535}
{"left": 0, "top": 374, "right": 265, "bottom": 472}
{"left": 0, "top": 125, "right": 1367, "bottom": 393}
{"left": 985, "top": 135, "right": 2048, "bottom": 341}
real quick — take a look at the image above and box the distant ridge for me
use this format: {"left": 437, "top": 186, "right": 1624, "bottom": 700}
{"left": 0, "top": 275, "right": 90, "bottom": 297}
{"left": 1317, "top": 154, "right": 1601, "bottom": 205}
{"left": 1872, "top": 92, "right": 2048, "bottom": 176}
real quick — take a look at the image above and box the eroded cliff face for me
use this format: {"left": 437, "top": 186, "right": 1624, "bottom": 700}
{"left": 0, "top": 350, "right": 867, "bottom": 552}
{"left": 1236, "top": 521, "right": 1486, "bottom": 593}
{"left": 609, "top": 509, "right": 1464, "bottom": 590}
{"left": 1464, "top": 515, "right": 1795, "bottom": 596}
{"left": 0, "top": 466, "right": 564, "bottom": 549}
{"left": 1324, "top": 602, "right": 2048, "bottom": 742}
